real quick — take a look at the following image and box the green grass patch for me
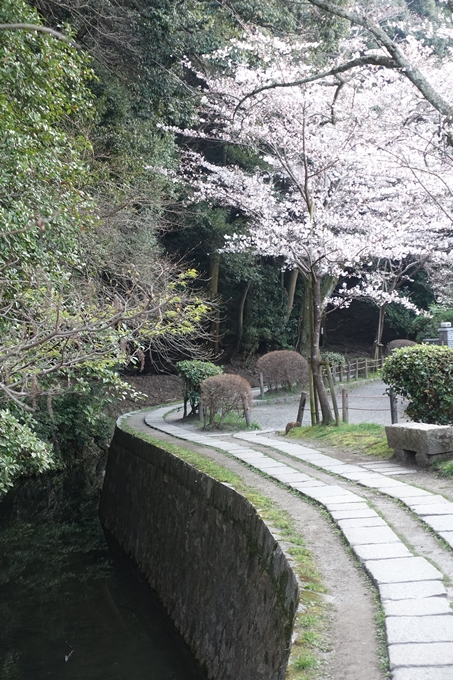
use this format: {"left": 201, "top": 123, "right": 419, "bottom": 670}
{"left": 122, "top": 420, "right": 329, "bottom": 679}
{"left": 288, "top": 422, "right": 393, "bottom": 459}
{"left": 434, "top": 458, "right": 453, "bottom": 477}
{"left": 167, "top": 409, "right": 260, "bottom": 432}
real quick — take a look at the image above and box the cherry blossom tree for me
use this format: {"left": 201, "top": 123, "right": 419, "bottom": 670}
{"left": 169, "top": 31, "right": 453, "bottom": 424}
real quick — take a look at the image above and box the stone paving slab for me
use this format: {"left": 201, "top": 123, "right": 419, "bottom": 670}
{"left": 386, "top": 615, "right": 453, "bottom": 644}
{"left": 438, "top": 532, "right": 453, "bottom": 548}
{"left": 337, "top": 517, "right": 387, "bottom": 529}
{"left": 389, "top": 641, "right": 453, "bottom": 669}
{"left": 384, "top": 486, "right": 434, "bottom": 499}
{"left": 406, "top": 495, "right": 451, "bottom": 507}
{"left": 364, "top": 557, "right": 442, "bottom": 585}
{"left": 354, "top": 543, "right": 413, "bottom": 561}
{"left": 295, "top": 484, "right": 357, "bottom": 498}
{"left": 330, "top": 508, "right": 379, "bottom": 520}
{"left": 323, "top": 501, "right": 371, "bottom": 512}
{"left": 287, "top": 479, "right": 326, "bottom": 488}
{"left": 422, "top": 515, "right": 453, "bottom": 532}
{"left": 392, "top": 668, "right": 453, "bottom": 680}
{"left": 380, "top": 581, "right": 447, "bottom": 601}
{"left": 340, "top": 525, "right": 401, "bottom": 545}
{"left": 310, "top": 494, "right": 364, "bottom": 506}
{"left": 412, "top": 504, "right": 453, "bottom": 516}
{"left": 270, "top": 471, "right": 313, "bottom": 483}
{"left": 384, "top": 598, "right": 453, "bottom": 617}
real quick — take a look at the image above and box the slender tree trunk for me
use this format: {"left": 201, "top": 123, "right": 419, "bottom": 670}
{"left": 311, "top": 274, "right": 334, "bottom": 425}
{"left": 373, "top": 303, "right": 387, "bottom": 361}
{"left": 285, "top": 268, "right": 299, "bottom": 321}
{"left": 298, "top": 285, "right": 311, "bottom": 357}
{"left": 235, "top": 280, "right": 251, "bottom": 353}
{"left": 209, "top": 252, "right": 220, "bottom": 354}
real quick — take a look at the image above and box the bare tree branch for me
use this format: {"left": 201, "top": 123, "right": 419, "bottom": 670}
{"left": 0, "top": 23, "right": 78, "bottom": 47}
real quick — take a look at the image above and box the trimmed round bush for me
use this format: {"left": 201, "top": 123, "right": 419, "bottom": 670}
{"left": 256, "top": 350, "right": 308, "bottom": 391}
{"left": 381, "top": 344, "right": 453, "bottom": 424}
{"left": 201, "top": 374, "right": 253, "bottom": 428}
{"left": 384, "top": 339, "right": 417, "bottom": 356}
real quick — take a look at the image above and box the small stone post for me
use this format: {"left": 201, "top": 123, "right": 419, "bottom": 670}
{"left": 438, "top": 322, "right": 453, "bottom": 347}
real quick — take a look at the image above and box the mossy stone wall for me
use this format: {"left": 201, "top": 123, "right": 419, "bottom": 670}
{"left": 99, "top": 424, "right": 299, "bottom": 680}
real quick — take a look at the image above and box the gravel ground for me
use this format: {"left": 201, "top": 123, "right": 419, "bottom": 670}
{"left": 248, "top": 379, "right": 409, "bottom": 431}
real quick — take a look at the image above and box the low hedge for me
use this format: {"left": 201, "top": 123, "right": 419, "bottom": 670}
{"left": 381, "top": 344, "right": 453, "bottom": 424}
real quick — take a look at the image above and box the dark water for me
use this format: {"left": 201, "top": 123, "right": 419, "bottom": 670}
{"left": 0, "top": 493, "right": 205, "bottom": 680}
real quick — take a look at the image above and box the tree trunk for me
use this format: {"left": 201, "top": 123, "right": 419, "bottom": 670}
{"left": 298, "top": 285, "right": 311, "bottom": 357}
{"left": 311, "top": 274, "right": 334, "bottom": 425}
{"left": 209, "top": 252, "right": 221, "bottom": 354}
{"left": 373, "top": 303, "right": 387, "bottom": 361}
{"left": 285, "top": 269, "right": 299, "bottom": 321}
{"left": 236, "top": 280, "right": 251, "bottom": 350}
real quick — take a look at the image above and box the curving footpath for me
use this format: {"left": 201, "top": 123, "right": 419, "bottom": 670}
{"left": 144, "top": 405, "right": 453, "bottom": 680}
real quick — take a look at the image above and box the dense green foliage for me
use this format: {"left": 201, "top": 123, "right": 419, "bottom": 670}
{"left": 382, "top": 345, "right": 453, "bottom": 424}
{"left": 176, "top": 360, "right": 223, "bottom": 414}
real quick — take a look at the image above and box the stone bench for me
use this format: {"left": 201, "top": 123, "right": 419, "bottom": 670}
{"left": 385, "top": 422, "right": 453, "bottom": 467}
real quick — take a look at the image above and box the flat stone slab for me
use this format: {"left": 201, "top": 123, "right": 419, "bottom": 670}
{"left": 324, "top": 502, "right": 371, "bottom": 512}
{"left": 337, "top": 517, "right": 387, "bottom": 529}
{"left": 389, "top": 641, "right": 453, "bottom": 669}
{"left": 365, "top": 557, "right": 442, "bottom": 585}
{"left": 331, "top": 508, "right": 378, "bottom": 521}
{"left": 270, "top": 471, "right": 313, "bottom": 483}
{"left": 289, "top": 480, "right": 326, "bottom": 490}
{"left": 251, "top": 459, "right": 290, "bottom": 470}
{"left": 302, "top": 485, "right": 357, "bottom": 498}
{"left": 422, "top": 515, "right": 453, "bottom": 532}
{"left": 380, "top": 581, "right": 447, "bottom": 601}
{"left": 412, "top": 504, "right": 453, "bottom": 516}
{"left": 406, "top": 495, "right": 451, "bottom": 508}
{"left": 315, "top": 494, "right": 364, "bottom": 506}
{"left": 386, "top": 615, "right": 453, "bottom": 644}
{"left": 385, "top": 487, "right": 434, "bottom": 499}
{"left": 354, "top": 543, "right": 413, "bottom": 561}
{"left": 392, "top": 667, "right": 453, "bottom": 679}
{"left": 384, "top": 598, "right": 453, "bottom": 617}
{"left": 340, "top": 525, "right": 400, "bottom": 545}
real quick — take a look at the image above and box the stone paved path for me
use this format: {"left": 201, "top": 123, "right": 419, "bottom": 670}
{"left": 143, "top": 405, "right": 453, "bottom": 679}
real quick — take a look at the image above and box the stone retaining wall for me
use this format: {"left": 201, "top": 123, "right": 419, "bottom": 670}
{"left": 99, "top": 423, "right": 299, "bottom": 680}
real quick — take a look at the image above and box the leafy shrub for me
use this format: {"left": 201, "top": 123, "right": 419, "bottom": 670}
{"left": 176, "top": 360, "right": 222, "bottom": 415}
{"left": 200, "top": 374, "right": 253, "bottom": 427}
{"left": 0, "top": 410, "right": 54, "bottom": 496}
{"left": 321, "top": 351, "right": 346, "bottom": 366}
{"left": 256, "top": 350, "right": 308, "bottom": 391}
{"left": 381, "top": 344, "right": 453, "bottom": 424}
{"left": 384, "top": 339, "right": 417, "bottom": 356}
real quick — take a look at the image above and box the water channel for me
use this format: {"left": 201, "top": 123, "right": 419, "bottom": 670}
{"left": 0, "top": 477, "right": 205, "bottom": 680}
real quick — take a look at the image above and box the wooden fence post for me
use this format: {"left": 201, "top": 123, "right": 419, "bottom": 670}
{"left": 326, "top": 363, "right": 340, "bottom": 426}
{"left": 347, "top": 362, "right": 351, "bottom": 382}
{"left": 339, "top": 364, "right": 344, "bottom": 383}
{"left": 365, "top": 358, "right": 369, "bottom": 379}
{"left": 355, "top": 359, "right": 359, "bottom": 380}
{"left": 389, "top": 389, "right": 398, "bottom": 424}
{"left": 297, "top": 391, "right": 308, "bottom": 425}
{"left": 342, "top": 389, "right": 349, "bottom": 423}
{"left": 259, "top": 372, "right": 265, "bottom": 399}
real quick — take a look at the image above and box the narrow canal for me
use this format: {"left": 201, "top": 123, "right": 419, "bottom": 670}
{"left": 0, "top": 475, "right": 205, "bottom": 680}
